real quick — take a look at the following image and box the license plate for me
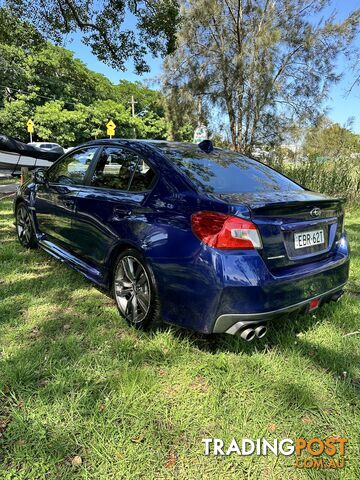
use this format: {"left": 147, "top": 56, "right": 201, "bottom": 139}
{"left": 294, "top": 229, "right": 324, "bottom": 249}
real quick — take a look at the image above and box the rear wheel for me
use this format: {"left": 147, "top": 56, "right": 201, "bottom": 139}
{"left": 15, "top": 203, "right": 37, "bottom": 248}
{"left": 112, "top": 249, "right": 161, "bottom": 330}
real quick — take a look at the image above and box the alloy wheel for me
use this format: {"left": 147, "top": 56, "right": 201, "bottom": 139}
{"left": 16, "top": 205, "right": 33, "bottom": 246}
{"left": 114, "top": 255, "right": 151, "bottom": 324}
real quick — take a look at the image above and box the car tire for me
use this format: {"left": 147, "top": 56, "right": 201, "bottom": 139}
{"left": 15, "top": 202, "right": 37, "bottom": 249}
{"left": 112, "top": 248, "right": 161, "bottom": 330}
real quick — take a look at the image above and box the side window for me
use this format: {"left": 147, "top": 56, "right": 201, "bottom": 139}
{"left": 129, "top": 159, "right": 156, "bottom": 192}
{"left": 47, "top": 147, "right": 97, "bottom": 185}
{"left": 91, "top": 147, "right": 154, "bottom": 191}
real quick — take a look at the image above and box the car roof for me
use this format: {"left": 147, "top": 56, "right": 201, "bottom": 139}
{"left": 85, "top": 138, "right": 194, "bottom": 149}
{"left": 84, "top": 139, "right": 230, "bottom": 158}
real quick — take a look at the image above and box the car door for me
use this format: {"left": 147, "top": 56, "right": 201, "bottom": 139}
{"left": 71, "top": 145, "right": 157, "bottom": 266}
{"left": 34, "top": 146, "right": 99, "bottom": 250}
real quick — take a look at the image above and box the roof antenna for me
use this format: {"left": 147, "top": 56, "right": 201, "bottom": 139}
{"left": 198, "top": 140, "right": 213, "bottom": 153}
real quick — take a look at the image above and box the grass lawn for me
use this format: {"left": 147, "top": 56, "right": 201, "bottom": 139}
{"left": 0, "top": 177, "right": 19, "bottom": 186}
{"left": 0, "top": 197, "right": 359, "bottom": 479}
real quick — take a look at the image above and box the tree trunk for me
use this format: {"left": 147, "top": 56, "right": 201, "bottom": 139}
{"left": 225, "top": 94, "right": 237, "bottom": 149}
{"left": 236, "top": 88, "right": 244, "bottom": 152}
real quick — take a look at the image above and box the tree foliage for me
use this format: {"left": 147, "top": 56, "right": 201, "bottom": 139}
{"left": 304, "top": 118, "right": 360, "bottom": 158}
{"left": 164, "top": 0, "right": 360, "bottom": 153}
{"left": 164, "top": 86, "right": 199, "bottom": 141}
{"left": 2, "top": 0, "right": 180, "bottom": 73}
{"left": 0, "top": 8, "right": 180, "bottom": 144}
{"left": 115, "top": 80, "right": 165, "bottom": 117}
{"left": 0, "top": 94, "right": 169, "bottom": 145}
{"left": 0, "top": 7, "right": 44, "bottom": 50}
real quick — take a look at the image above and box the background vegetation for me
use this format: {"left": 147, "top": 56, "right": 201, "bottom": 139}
{"left": 1, "top": 0, "right": 180, "bottom": 73}
{"left": 0, "top": 8, "right": 196, "bottom": 145}
{"left": 163, "top": 0, "right": 360, "bottom": 153}
{"left": 256, "top": 119, "right": 359, "bottom": 204}
{"left": 0, "top": 6, "right": 359, "bottom": 204}
{"left": 281, "top": 158, "right": 360, "bottom": 204}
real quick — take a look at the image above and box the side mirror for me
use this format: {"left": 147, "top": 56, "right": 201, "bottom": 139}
{"left": 33, "top": 168, "right": 47, "bottom": 185}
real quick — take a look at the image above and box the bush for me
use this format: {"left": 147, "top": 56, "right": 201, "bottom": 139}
{"left": 266, "top": 156, "right": 360, "bottom": 205}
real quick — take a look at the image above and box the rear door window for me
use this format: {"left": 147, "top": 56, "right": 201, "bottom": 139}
{"left": 90, "top": 147, "right": 155, "bottom": 191}
{"left": 129, "top": 160, "right": 156, "bottom": 192}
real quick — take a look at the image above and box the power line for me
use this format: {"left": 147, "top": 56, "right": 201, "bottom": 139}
{"left": 0, "top": 64, "right": 86, "bottom": 105}
{"left": 0, "top": 64, "right": 92, "bottom": 95}
{"left": 0, "top": 84, "right": 56, "bottom": 102}
{"left": 0, "top": 84, "right": 78, "bottom": 106}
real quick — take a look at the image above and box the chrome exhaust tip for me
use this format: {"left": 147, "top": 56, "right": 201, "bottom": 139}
{"left": 254, "top": 325, "right": 267, "bottom": 339}
{"left": 239, "top": 328, "right": 256, "bottom": 342}
{"left": 331, "top": 290, "right": 344, "bottom": 302}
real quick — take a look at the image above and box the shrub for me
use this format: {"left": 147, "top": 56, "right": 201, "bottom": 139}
{"left": 266, "top": 156, "right": 360, "bottom": 205}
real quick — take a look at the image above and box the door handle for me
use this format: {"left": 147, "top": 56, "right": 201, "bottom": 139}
{"left": 114, "top": 208, "right": 132, "bottom": 217}
{"left": 63, "top": 199, "right": 75, "bottom": 209}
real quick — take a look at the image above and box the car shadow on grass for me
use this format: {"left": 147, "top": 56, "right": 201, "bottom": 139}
{"left": 165, "top": 294, "right": 360, "bottom": 394}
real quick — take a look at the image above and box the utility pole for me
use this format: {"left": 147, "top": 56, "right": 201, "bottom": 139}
{"left": 128, "top": 95, "right": 138, "bottom": 138}
{"left": 129, "top": 95, "right": 137, "bottom": 117}
{"left": 197, "top": 96, "right": 203, "bottom": 123}
{"left": 4, "top": 87, "right": 12, "bottom": 103}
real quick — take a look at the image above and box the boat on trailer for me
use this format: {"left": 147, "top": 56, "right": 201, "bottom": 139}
{"left": 0, "top": 134, "right": 62, "bottom": 174}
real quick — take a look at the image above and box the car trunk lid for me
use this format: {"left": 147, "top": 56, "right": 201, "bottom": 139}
{"left": 217, "top": 191, "right": 345, "bottom": 271}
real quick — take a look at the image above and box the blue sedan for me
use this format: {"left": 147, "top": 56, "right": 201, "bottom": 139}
{"left": 14, "top": 139, "right": 350, "bottom": 341}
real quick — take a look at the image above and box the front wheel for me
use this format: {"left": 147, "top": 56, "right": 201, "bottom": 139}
{"left": 112, "top": 249, "right": 161, "bottom": 330}
{"left": 15, "top": 203, "right": 37, "bottom": 248}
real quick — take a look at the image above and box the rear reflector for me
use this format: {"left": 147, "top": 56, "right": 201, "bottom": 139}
{"left": 191, "top": 211, "right": 262, "bottom": 249}
{"left": 309, "top": 298, "right": 320, "bottom": 311}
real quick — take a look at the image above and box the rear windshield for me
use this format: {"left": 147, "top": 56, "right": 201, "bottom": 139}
{"left": 158, "top": 144, "right": 303, "bottom": 194}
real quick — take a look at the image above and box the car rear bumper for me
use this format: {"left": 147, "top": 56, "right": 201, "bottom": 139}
{"left": 151, "top": 234, "right": 349, "bottom": 334}
{"left": 213, "top": 283, "right": 346, "bottom": 333}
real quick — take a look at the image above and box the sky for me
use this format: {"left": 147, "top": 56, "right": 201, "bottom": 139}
{"left": 64, "top": 0, "right": 360, "bottom": 133}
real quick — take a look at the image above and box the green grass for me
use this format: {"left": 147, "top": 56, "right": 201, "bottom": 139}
{"left": 0, "top": 177, "right": 19, "bottom": 186}
{"left": 0, "top": 197, "right": 359, "bottom": 479}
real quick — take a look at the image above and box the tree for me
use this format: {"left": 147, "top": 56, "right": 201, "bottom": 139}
{"left": 0, "top": 7, "right": 44, "bottom": 50}
{"left": 3, "top": 0, "right": 180, "bottom": 73}
{"left": 0, "top": 8, "right": 45, "bottom": 106}
{"left": 26, "top": 44, "right": 116, "bottom": 105}
{"left": 0, "top": 93, "right": 36, "bottom": 139}
{"left": 0, "top": 96, "right": 169, "bottom": 144}
{"left": 163, "top": 0, "right": 360, "bottom": 153}
{"left": 304, "top": 118, "right": 360, "bottom": 158}
{"left": 33, "top": 101, "right": 89, "bottom": 145}
{"left": 162, "top": 84, "right": 200, "bottom": 141}
{"left": 0, "top": 8, "right": 118, "bottom": 108}
{"left": 134, "top": 110, "right": 168, "bottom": 139}
{"left": 0, "top": 9, "right": 172, "bottom": 143}
{"left": 115, "top": 80, "right": 165, "bottom": 117}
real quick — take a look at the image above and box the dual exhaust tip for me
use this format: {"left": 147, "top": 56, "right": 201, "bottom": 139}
{"left": 234, "top": 290, "right": 345, "bottom": 342}
{"left": 331, "top": 290, "right": 344, "bottom": 303}
{"left": 238, "top": 325, "right": 267, "bottom": 342}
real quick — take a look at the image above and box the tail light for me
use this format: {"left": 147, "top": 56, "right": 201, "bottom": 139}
{"left": 191, "top": 211, "right": 262, "bottom": 249}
